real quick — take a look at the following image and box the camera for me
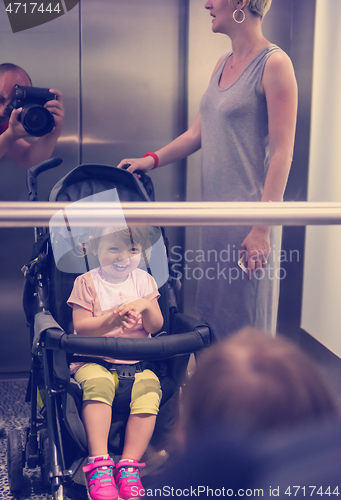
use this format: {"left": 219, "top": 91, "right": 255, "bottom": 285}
{"left": 6, "top": 85, "right": 57, "bottom": 137}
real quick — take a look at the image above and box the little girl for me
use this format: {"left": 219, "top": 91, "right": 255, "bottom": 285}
{"left": 67, "top": 225, "right": 164, "bottom": 500}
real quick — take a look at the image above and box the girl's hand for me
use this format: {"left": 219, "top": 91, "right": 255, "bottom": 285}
{"left": 110, "top": 309, "right": 137, "bottom": 329}
{"left": 119, "top": 310, "right": 142, "bottom": 329}
{"left": 241, "top": 226, "right": 270, "bottom": 278}
{"left": 115, "top": 298, "right": 149, "bottom": 318}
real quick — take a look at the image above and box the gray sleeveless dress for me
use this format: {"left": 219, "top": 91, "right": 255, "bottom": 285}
{"left": 196, "top": 45, "right": 282, "bottom": 340}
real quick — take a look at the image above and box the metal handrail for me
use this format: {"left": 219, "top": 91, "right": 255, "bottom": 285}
{"left": 1, "top": 201, "right": 341, "bottom": 227}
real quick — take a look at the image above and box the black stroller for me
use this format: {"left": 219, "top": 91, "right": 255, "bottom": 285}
{"left": 7, "top": 158, "right": 211, "bottom": 499}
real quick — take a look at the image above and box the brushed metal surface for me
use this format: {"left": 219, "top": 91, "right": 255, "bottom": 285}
{"left": 0, "top": 2, "right": 79, "bottom": 373}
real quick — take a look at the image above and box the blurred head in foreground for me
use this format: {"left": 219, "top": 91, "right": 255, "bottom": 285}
{"left": 180, "top": 328, "right": 340, "bottom": 443}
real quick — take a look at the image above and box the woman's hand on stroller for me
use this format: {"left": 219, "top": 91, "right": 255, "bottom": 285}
{"left": 116, "top": 156, "right": 155, "bottom": 176}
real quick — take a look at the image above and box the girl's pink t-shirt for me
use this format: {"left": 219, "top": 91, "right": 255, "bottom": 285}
{"left": 67, "top": 267, "right": 160, "bottom": 366}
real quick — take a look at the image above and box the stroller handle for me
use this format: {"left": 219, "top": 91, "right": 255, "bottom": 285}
{"left": 27, "top": 157, "right": 63, "bottom": 202}
{"left": 41, "top": 327, "right": 211, "bottom": 360}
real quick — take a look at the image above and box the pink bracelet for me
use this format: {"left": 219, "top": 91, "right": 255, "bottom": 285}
{"left": 143, "top": 152, "right": 159, "bottom": 169}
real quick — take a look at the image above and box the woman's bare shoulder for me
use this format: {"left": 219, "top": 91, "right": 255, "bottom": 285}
{"left": 265, "top": 49, "right": 295, "bottom": 75}
{"left": 263, "top": 49, "right": 297, "bottom": 90}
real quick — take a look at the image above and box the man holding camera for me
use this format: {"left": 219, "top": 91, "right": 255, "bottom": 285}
{"left": 0, "top": 63, "right": 64, "bottom": 169}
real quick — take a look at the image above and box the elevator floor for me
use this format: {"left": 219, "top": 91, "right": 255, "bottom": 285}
{"left": 0, "top": 379, "right": 85, "bottom": 500}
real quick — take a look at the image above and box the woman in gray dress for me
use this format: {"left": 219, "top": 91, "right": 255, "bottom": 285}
{"left": 117, "top": 0, "right": 298, "bottom": 340}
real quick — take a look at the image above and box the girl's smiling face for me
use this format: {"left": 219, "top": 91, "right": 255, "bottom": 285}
{"left": 94, "top": 232, "right": 142, "bottom": 283}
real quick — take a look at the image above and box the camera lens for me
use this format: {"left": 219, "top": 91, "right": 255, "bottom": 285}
{"left": 20, "top": 104, "right": 55, "bottom": 137}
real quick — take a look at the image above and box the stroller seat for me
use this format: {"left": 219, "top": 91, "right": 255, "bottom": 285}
{"left": 8, "top": 158, "right": 211, "bottom": 500}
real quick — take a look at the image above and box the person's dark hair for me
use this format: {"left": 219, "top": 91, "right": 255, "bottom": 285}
{"left": 181, "top": 328, "right": 340, "bottom": 440}
{"left": 0, "top": 63, "right": 32, "bottom": 85}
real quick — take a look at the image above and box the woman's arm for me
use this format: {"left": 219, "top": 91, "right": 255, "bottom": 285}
{"left": 117, "top": 54, "right": 226, "bottom": 175}
{"left": 72, "top": 304, "right": 134, "bottom": 337}
{"left": 261, "top": 51, "right": 298, "bottom": 202}
{"left": 241, "top": 50, "right": 298, "bottom": 273}
{"left": 117, "top": 111, "right": 202, "bottom": 174}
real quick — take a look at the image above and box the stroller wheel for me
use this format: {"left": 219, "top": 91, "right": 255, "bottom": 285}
{"left": 7, "top": 429, "right": 24, "bottom": 492}
{"left": 39, "top": 429, "right": 50, "bottom": 488}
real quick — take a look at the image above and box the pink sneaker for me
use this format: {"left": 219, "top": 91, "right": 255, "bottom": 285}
{"left": 114, "top": 460, "right": 145, "bottom": 500}
{"left": 83, "top": 456, "right": 118, "bottom": 500}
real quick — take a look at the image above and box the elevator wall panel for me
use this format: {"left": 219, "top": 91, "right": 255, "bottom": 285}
{"left": 0, "top": 4, "right": 80, "bottom": 374}
{"left": 80, "top": 0, "right": 187, "bottom": 289}
{"left": 80, "top": 0, "right": 186, "bottom": 201}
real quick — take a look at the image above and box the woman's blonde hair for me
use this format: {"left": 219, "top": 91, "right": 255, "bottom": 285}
{"left": 247, "top": 0, "right": 272, "bottom": 19}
